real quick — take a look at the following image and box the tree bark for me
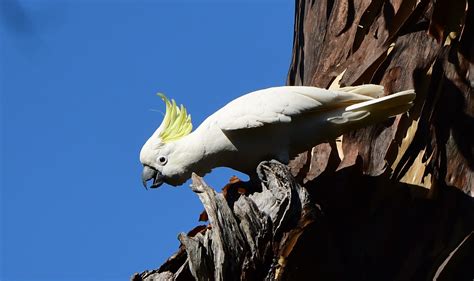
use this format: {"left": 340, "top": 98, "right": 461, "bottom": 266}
{"left": 287, "top": 0, "right": 473, "bottom": 193}
{"left": 133, "top": 0, "right": 474, "bottom": 280}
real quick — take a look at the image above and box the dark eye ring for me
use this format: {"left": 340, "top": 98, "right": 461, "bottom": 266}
{"left": 158, "top": 156, "right": 168, "bottom": 165}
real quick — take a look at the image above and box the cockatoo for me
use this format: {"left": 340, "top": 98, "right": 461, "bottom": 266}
{"left": 140, "top": 85, "right": 415, "bottom": 188}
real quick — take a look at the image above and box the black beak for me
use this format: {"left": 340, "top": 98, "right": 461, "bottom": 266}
{"left": 141, "top": 166, "right": 164, "bottom": 189}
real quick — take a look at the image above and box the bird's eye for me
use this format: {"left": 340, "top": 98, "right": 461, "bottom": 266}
{"left": 157, "top": 156, "right": 168, "bottom": 165}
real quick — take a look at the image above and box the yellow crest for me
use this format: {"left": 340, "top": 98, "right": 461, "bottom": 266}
{"left": 157, "top": 93, "right": 193, "bottom": 143}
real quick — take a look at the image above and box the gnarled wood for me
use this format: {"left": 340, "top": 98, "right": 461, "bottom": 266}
{"left": 132, "top": 161, "right": 318, "bottom": 281}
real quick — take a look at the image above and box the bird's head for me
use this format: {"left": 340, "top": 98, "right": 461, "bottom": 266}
{"left": 140, "top": 94, "right": 193, "bottom": 189}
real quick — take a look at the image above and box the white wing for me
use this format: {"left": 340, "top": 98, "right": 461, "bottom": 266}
{"left": 210, "top": 85, "right": 383, "bottom": 131}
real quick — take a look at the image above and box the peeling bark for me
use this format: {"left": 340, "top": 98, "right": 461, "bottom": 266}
{"left": 288, "top": 0, "right": 473, "bottom": 193}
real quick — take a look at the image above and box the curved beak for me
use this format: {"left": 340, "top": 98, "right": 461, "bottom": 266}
{"left": 141, "top": 166, "right": 164, "bottom": 189}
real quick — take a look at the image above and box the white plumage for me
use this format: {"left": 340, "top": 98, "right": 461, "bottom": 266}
{"left": 140, "top": 85, "right": 415, "bottom": 188}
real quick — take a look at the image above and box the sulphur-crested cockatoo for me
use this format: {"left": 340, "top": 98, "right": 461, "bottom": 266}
{"left": 140, "top": 85, "right": 414, "bottom": 188}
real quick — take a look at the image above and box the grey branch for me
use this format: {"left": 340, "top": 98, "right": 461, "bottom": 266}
{"left": 132, "top": 160, "right": 318, "bottom": 281}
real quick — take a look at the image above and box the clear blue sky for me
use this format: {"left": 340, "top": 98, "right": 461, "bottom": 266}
{"left": 1, "top": 1, "right": 294, "bottom": 280}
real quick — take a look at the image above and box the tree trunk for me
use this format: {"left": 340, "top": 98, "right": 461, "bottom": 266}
{"left": 133, "top": 0, "right": 474, "bottom": 280}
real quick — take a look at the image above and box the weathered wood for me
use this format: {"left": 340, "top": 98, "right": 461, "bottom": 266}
{"left": 132, "top": 161, "right": 319, "bottom": 281}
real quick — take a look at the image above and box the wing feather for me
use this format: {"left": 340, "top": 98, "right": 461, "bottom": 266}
{"left": 211, "top": 86, "right": 376, "bottom": 131}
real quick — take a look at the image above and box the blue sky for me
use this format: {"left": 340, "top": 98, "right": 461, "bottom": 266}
{"left": 1, "top": 1, "right": 294, "bottom": 280}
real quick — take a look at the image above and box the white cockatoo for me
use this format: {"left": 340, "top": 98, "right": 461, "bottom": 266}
{"left": 140, "top": 85, "right": 415, "bottom": 188}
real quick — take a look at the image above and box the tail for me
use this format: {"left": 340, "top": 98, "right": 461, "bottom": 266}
{"left": 327, "top": 89, "right": 416, "bottom": 126}
{"left": 346, "top": 89, "right": 415, "bottom": 117}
